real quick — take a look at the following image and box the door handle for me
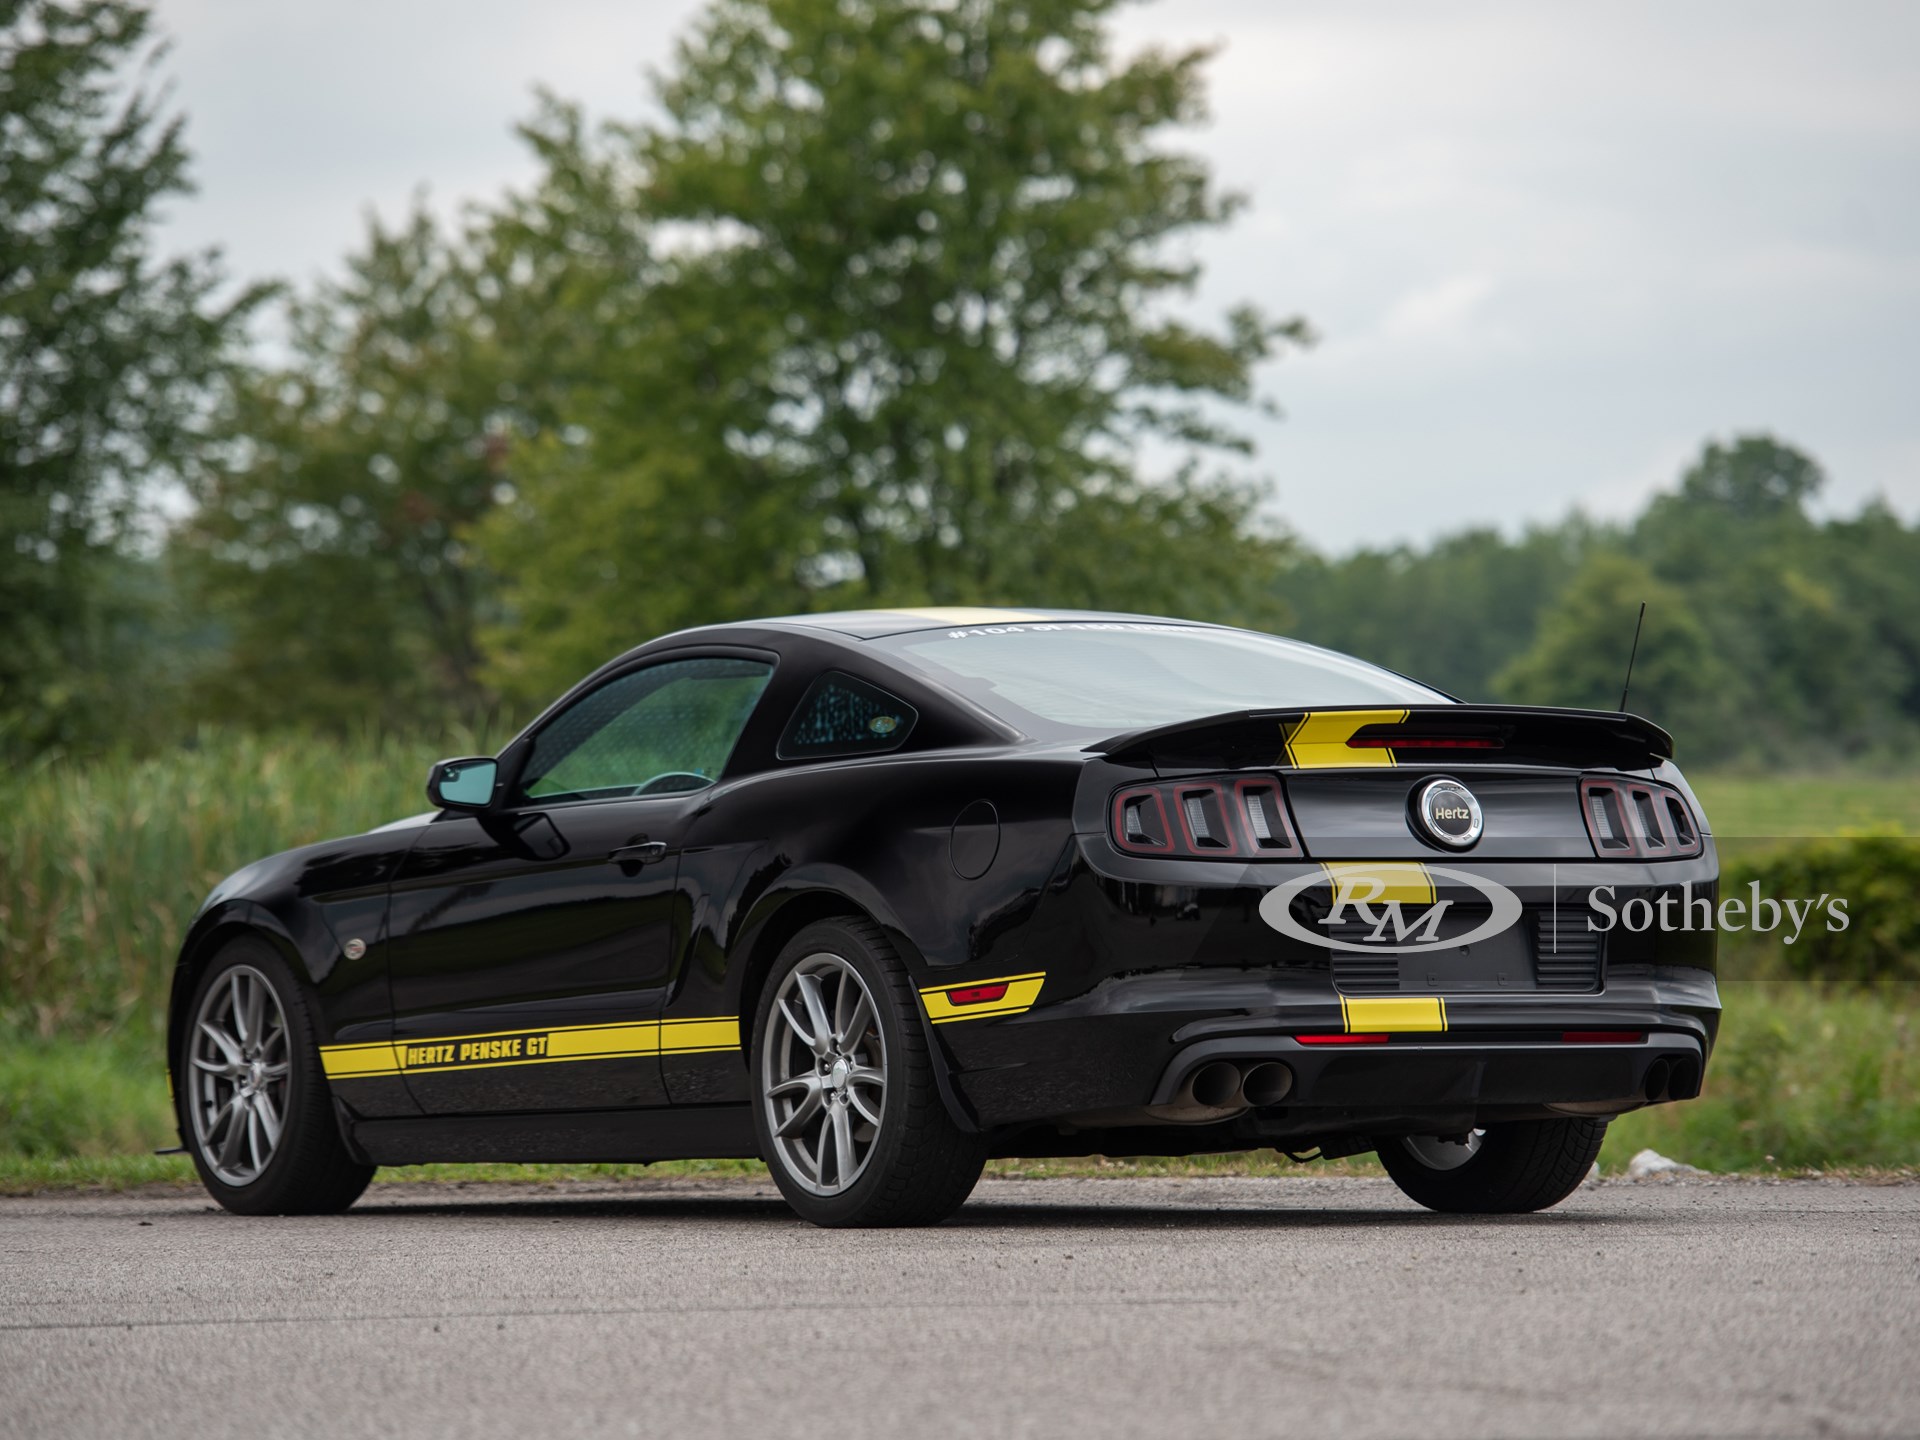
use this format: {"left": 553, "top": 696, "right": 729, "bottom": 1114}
{"left": 610, "top": 840, "right": 670, "bottom": 865}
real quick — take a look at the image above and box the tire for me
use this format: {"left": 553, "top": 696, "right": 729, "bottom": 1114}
{"left": 175, "top": 935, "right": 375, "bottom": 1216}
{"left": 749, "top": 918, "right": 987, "bottom": 1227}
{"left": 1375, "top": 1118, "right": 1606, "bottom": 1214}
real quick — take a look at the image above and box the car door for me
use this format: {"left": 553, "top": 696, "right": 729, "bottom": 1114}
{"left": 659, "top": 666, "right": 926, "bottom": 1105}
{"left": 385, "top": 652, "right": 775, "bottom": 1115}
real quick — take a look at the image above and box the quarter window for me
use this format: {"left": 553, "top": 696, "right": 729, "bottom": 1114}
{"left": 516, "top": 657, "right": 773, "bottom": 803}
{"left": 778, "top": 671, "right": 917, "bottom": 760}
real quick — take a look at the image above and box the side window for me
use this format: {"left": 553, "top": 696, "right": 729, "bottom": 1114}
{"left": 777, "top": 671, "right": 917, "bottom": 761}
{"left": 516, "top": 657, "right": 773, "bottom": 803}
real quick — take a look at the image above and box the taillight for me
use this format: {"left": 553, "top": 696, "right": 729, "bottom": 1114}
{"left": 1579, "top": 776, "right": 1703, "bottom": 859}
{"left": 1111, "top": 776, "right": 1300, "bottom": 859}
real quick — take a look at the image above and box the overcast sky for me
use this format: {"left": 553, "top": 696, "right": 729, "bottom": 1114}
{"left": 150, "top": 0, "right": 1920, "bottom": 553}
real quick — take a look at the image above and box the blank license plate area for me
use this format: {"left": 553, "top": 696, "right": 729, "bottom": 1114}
{"left": 1329, "top": 904, "right": 1536, "bottom": 994}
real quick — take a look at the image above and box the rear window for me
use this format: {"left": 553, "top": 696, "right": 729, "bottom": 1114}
{"left": 877, "top": 622, "right": 1448, "bottom": 736}
{"left": 778, "top": 671, "right": 918, "bottom": 760}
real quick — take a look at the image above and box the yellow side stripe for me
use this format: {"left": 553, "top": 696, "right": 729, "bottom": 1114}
{"left": 919, "top": 972, "right": 1047, "bottom": 1025}
{"left": 1319, "top": 861, "right": 1436, "bottom": 907}
{"left": 1341, "top": 996, "right": 1447, "bottom": 1033}
{"left": 1281, "top": 708, "right": 1409, "bottom": 768}
{"left": 318, "top": 1041, "right": 408, "bottom": 1078}
{"left": 657, "top": 1017, "right": 742, "bottom": 1054}
{"left": 320, "top": 1015, "right": 740, "bottom": 1079}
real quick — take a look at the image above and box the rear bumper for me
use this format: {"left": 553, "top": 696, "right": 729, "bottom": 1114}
{"left": 1154, "top": 1031, "right": 1704, "bottom": 1111}
{"left": 946, "top": 963, "right": 1720, "bottom": 1131}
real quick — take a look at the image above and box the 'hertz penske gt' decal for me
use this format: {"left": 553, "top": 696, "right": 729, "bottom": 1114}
{"left": 319, "top": 1016, "right": 739, "bottom": 1080}
{"left": 1280, "top": 709, "right": 1410, "bottom": 768}
{"left": 920, "top": 972, "right": 1046, "bottom": 1024}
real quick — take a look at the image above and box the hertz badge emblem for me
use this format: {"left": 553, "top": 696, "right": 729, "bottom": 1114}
{"left": 1414, "top": 778, "right": 1483, "bottom": 850}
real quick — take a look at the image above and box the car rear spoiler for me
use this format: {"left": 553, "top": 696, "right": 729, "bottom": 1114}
{"left": 1087, "top": 704, "right": 1674, "bottom": 772}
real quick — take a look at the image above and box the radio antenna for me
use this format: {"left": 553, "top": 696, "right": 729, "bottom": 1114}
{"left": 1618, "top": 601, "right": 1647, "bottom": 713}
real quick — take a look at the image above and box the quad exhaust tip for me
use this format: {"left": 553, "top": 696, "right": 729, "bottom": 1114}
{"left": 1187, "top": 1061, "right": 1242, "bottom": 1110}
{"left": 1643, "top": 1057, "right": 1674, "bottom": 1103}
{"left": 1240, "top": 1061, "right": 1294, "bottom": 1107}
{"left": 1177, "top": 1059, "right": 1296, "bottom": 1111}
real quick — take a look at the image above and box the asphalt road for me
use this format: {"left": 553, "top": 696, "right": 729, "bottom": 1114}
{"left": 3, "top": 1173, "right": 1917, "bottom": 1440}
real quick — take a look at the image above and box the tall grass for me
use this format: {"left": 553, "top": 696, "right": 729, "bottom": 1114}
{"left": 1691, "top": 771, "right": 1920, "bottom": 838}
{"left": 0, "top": 730, "right": 480, "bottom": 1038}
{"left": 1601, "top": 982, "right": 1920, "bottom": 1171}
{"left": 4, "top": 739, "right": 1918, "bottom": 1173}
{"left": 9, "top": 983, "right": 1916, "bottom": 1173}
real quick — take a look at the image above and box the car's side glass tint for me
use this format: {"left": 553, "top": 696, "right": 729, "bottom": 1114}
{"left": 777, "top": 671, "right": 917, "bottom": 760}
{"left": 517, "top": 657, "right": 773, "bottom": 804}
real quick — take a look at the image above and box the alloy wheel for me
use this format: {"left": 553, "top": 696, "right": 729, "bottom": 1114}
{"left": 760, "top": 952, "right": 888, "bottom": 1196}
{"left": 1401, "top": 1130, "right": 1486, "bottom": 1172}
{"left": 188, "top": 965, "right": 291, "bottom": 1186}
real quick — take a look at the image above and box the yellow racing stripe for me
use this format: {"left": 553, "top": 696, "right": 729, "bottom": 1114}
{"left": 1281, "top": 708, "right": 1409, "bottom": 768}
{"left": 1319, "top": 861, "right": 1436, "bottom": 907}
{"left": 1341, "top": 996, "right": 1447, "bottom": 1033}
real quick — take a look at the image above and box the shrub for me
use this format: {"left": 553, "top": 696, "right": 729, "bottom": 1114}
{"left": 1725, "top": 835, "right": 1920, "bottom": 982}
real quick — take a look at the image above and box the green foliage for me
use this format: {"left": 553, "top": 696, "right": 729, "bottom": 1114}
{"left": 177, "top": 204, "right": 568, "bottom": 732}
{"left": 0, "top": 1030, "right": 172, "bottom": 1156}
{"left": 8, "top": 983, "right": 1918, "bottom": 1175}
{"left": 1724, "top": 837, "right": 1920, "bottom": 984}
{"left": 473, "top": 0, "right": 1305, "bottom": 702}
{"left": 472, "top": 97, "right": 814, "bottom": 704}
{"left": 1278, "top": 523, "right": 1605, "bottom": 701}
{"left": 0, "top": 729, "right": 484, "bottom": 1036}
{"left": 1630, "top": 438, "right": 1914, "bottom": 758}
{"left": 1493, "top": 551, "right": 1730, "bottom": 745}
{"left": 1279, "top": 434, "right": 1920, "bottom": 766}
{"left": 1602, "top": 983, "right": 1920, "bottom": 1172}
{"left": 1692, "top": 773, "right": 1920, "bottom": 840}
{"left": 0, "top": 0, "right": 259, "bottom": 756}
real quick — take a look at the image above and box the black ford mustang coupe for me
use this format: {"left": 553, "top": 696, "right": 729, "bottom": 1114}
{"left": 169, "top": 609, "right": 1719, "bottom": 1225}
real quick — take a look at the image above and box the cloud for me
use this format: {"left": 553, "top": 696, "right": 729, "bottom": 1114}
{"left": 151, "top": 0, "right": 1920, "bottom": 552}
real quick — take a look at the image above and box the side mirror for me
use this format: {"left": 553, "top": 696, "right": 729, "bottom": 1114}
{"left": 427, "top": 756, "right": 499, "bottom": 812}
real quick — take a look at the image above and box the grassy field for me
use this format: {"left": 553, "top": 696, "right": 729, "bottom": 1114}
{"left": 1, "top": 731, "right": 477, "bottom": 1039}
{"left": 2, "top": 734, "right": 1916, "bottom": 1186}
{"left": 5, "top": 982, "right": 1912, "bottom": 1191}
{"left": 1691, "top": 771, "right": 1920, "bottom": 839}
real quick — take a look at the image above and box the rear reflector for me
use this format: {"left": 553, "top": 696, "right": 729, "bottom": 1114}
{"left": 1295, "top": 1033, "right": 1389, "bottom": 1045}
{"left": 946, "top": 983, "right": 1010, "bottom": 1007}
{"left": 1561, "top": 1030, "right": 1646, "bottom": 1044}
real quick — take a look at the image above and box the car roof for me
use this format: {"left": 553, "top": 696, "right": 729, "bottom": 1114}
{"left": 734, "top": 606, "right": 1227, "bottom": 640}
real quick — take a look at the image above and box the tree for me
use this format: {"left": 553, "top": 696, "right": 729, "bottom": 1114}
{"left": 0, "top": 0, "right": 257, "bottom": 754}
{"left": 1671, "top": 434, "right": 1823, "bottom": 522}
{"left": 1631, "top": 435, "right": 1904, "bottom": 756}
{"left": 1493, "top": 553, "right": 1731, "bottom": 757}
{"left": 1276, "top": 520, "right": 1610, "bottom": 699}
{"left": 476, "top": 0, "right": 1307, "bottom": 702}
{"left": 181, "top": 99, "right": 700, "bottom": 731}
{"left": 179, "top": 208, "right": 529, "bottom": 731}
